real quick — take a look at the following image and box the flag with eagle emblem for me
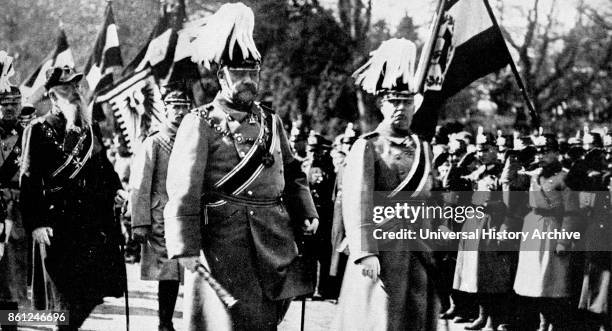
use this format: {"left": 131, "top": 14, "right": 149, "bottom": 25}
{"left": 96, "top": 68, "right": 165, "bottom": 153}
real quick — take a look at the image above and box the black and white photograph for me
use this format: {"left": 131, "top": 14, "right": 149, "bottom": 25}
{"left": 0, "top": 0, "right": 610, "bottom": 330}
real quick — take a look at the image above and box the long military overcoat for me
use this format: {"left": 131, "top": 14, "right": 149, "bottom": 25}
{"left": 130, "top": 125, "right": 181, "bottom": 281}
{"left": 164, "top": 96, "right": 318, "bottom": 331}
{"left": 20, "top": 113, "right": 126, "bottom": 309}
{"left": 333, "top": 124, "right": 440, "bottom": 331}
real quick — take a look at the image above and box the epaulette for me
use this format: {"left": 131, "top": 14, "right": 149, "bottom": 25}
{"left": 255, "top": 102, "right": 275, "bottom": 115}
{"left": 359, "top": 131, "right": 379, "bottom": 140}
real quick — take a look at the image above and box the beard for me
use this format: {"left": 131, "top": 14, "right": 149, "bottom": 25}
{"left": 230, "top": 82, "right": 258, "bottom": 105}
{"left": 60, "top": 95, "right": 89, "bottom": 134}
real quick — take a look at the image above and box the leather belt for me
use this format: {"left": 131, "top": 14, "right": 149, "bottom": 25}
{"left": 204, "top": 191, "right": 283, "bottom": 207}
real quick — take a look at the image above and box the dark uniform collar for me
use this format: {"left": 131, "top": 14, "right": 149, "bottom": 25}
{"left": 43, "top": 112, "right": 67, "bottom": 139}
{"left": 214, "top": 94, "right": 259, "bottom": 123}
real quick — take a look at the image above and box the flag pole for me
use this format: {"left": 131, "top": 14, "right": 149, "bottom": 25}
{"left": 414, "top": 0, "right": 446, "bottom": 93}
{"left": 482, "top": 0, "right": 540, "bottom": 128}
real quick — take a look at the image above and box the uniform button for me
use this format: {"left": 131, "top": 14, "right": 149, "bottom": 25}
{"left": 239, "top": 151, "right": 246, "bottom": 157}
{"left": 247, "top": 190, "right": 253, "bottom": 196}
{"left": 249, "top": 210, "right": 255, "bottom": 216}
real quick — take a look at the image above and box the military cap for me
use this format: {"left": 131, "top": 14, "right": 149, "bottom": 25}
{"left": 45, "top": 65, "right": 83, "bottom": 91}
{"left": 0, "top": 86, "right": 21, "bottom": 105}
{"left": 19, "top": 103, "right": 36, "bottom": 120}
{"left": 307, "top": 130, "right": 332, "bottom": 151}
{"left": 163, "top": 90, "right": 191, "bottom": 105}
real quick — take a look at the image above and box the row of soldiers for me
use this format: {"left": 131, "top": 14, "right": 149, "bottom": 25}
{"left": 292, "top": 119, "right": 612, "bottom": 331}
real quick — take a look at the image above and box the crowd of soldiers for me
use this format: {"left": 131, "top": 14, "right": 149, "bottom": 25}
{"left": 0, "top": 2, "right": 611, "bottom": 331}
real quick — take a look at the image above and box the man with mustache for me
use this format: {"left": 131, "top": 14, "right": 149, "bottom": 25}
{"left": 334, "top": 38, "right": 440, "bottom": 330}
{"left": 20, "top": 66, "right": 126, "bottom": 330}
{"left": 164, "top": 3, "right": 318, "bottom": 330}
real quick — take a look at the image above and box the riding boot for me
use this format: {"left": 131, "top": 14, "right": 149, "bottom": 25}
{"left": 158, "top": 280, "right": 180, "bottom": 331}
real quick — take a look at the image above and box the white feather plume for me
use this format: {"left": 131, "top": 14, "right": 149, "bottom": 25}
{"left": 0, "top": 51, "right": 15, "bottom": 93}
{"left": 353, "top": 38, "right": 417, "bottom": 95}
{"left": 189, "top": 2, "right": 261, "bottom": 69}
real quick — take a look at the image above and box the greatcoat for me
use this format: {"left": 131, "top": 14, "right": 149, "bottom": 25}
{"left": 452, "top": 162, "right": 514, "bottom": 294}
{"left": 130, "top": 124, "right": 181, "bottom": 281}
{"left": 20, "top": 113, "right": 126, "bottom": 313}
{"left": 164, "top": 95, "right": 318, "bottom": 331}
{"left": 513, "top": 164, "right": 581, "bottom": 298}
{"left": 333, "top": 124, "right": 440, "bottom": 331}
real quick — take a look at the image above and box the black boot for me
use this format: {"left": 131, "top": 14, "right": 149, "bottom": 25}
{"left": 158, "top": 280, "right": 180, "bottom": 331}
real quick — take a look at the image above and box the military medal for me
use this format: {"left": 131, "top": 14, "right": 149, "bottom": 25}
{"left": 262, "top": 151, "right": 274, "bottom": 167}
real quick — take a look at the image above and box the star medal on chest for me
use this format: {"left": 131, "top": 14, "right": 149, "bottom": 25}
{"left": 262, "top": 151, "right": 274, "bottom": 167}
{"left": 261, "top": 127, "right": 274, "bottom": 167}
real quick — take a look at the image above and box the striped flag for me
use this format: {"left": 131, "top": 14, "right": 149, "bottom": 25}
{"left": 20, "top": 28, "right": 74, "bottom": 103}
{"left": 84, "top": 2, "right": 123, "bottom": 99}
{"left": 412, "top": 0, "right": 512, "bottom": 140}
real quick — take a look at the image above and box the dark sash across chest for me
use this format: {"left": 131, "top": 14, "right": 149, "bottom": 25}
{"left": 387, "top": 134, "right": 431, "bottom": 198}
{"left": 198, "top": 105, "right": 277, "bottom": 196}
{"left": 41, "top": 123, "right": 94, "bottom": 192}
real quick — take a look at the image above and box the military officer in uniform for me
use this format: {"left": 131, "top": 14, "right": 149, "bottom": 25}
{"left": 0, "top": 52, "right": 27, "bottom": 331}
{"left": 130, "top": 90, "right": 191, "bottom": 331}
{"left": 163, "top": 3, "right": 319, "bottom": 330}
{"left": 453, "top": 128, "right": 513, "bottom": 330}
{"left": 334, "top": 38, "right": 439, "bottom": 331}
{"left": 513, "top": 133, "right": 582, "bottom": 331}
{"left": 20, "top": 66, "right": 126, "bottom": 330}
{"left": 303, "top": 131, "right": 338, "bottom": 300}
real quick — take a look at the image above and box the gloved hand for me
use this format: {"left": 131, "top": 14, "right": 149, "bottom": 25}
{"left": 32, "top": 227, "right": 53, "bottom": 246}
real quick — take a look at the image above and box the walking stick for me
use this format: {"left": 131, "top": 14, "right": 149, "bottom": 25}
{"left": 115, "top": 203, "right": 130, "bottom": 331}
{"left": 300, "top": 297, "right": 306, "bottom": 331}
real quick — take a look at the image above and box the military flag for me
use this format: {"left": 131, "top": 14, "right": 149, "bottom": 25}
{"left": 20, "top": 27, "right": 74, "bottom": 103}
{"left": 84, "top": 2, "right": 123, "bottom": 100}
{"left": 411, "top": 0, "right": 518, "bottom": 140}
{"left": 96, "top": 68, "right": 165, "bottom": 153}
